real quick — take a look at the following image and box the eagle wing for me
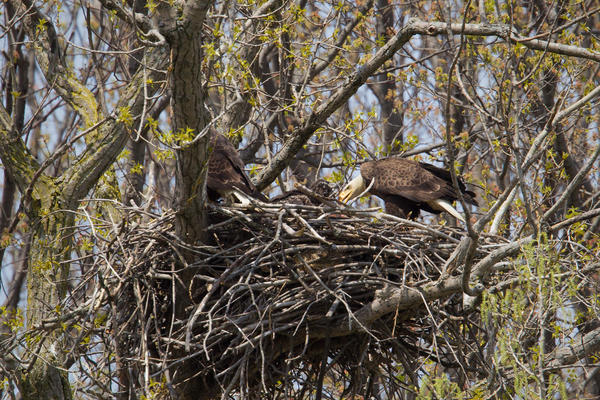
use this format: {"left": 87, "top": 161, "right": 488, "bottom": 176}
{"left": 207, "top": 134, "right": 266, "bottom": 201}
{"left": 361, "top": 158, "right": 455, "bottom": 203}
{"left": 418, "top": 162, "right": 477, "bottom": 205}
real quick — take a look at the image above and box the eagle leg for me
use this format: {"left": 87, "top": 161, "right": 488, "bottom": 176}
{"left": 384, "top": 200, "right": 420, "bottom": 220}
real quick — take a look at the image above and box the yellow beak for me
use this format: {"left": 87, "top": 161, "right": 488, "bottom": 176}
{"left": 339, "top": 188, "right": 352, "bottom": 204}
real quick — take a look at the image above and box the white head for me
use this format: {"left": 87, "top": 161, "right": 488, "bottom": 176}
{"left": 339, "top": 175, "right": 366, "bottom": 204}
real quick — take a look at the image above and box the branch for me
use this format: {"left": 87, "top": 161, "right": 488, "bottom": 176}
{"left": 552, "top": 84, "right": 600, "bottom": 124}
{"left": 541, "top": 143, "right": 600, "bottom": 224}
{"left": 308, "top": 233, "right": 532, "bottom": 341}
{"left": 307, "top": 0, "right": 375, "bottom": 81}
{"left": 409, "top": 19, "right": 600, "bottom": 62}
{"left": 549, "top": 207, "right": 600, "bottom": 232}
{"left": 221, "top": 0, "right": 284, "bottom": 135}
{"left": 96, "top": 0, "right": 155, "bottom": 37}
{"left": 547, "top": 323, "right": 600, "bottom": 370}
{"left": 61, "top": 48, "right": 169, "bottom": 207}
{"left": 475, "top": 95, "right": 563, "bottom": 232}
{"left": 11, "top": 0, "right": 101, "bottom": 129}
{"left": 489, "top": 186, "right": 517, "bottom": 235}
{"left": 0, "top": 233, "right": 30, "bottom": 314}
{"left": 353, "top": 276, "right": 463, "bottom": 327}
{"left": 472, "top": 236, "right": 533, "bottom": 279}
{"left": 0, "top": 104, "right": 43, "bottom": 194}
{"left": 347, "top": 235, "right": 527, "bottom": 330}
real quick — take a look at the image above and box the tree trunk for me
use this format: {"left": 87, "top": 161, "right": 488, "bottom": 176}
{"left": 171, "top": 19, "right": 211, "bottom": 246}
{"left": 165, "top": 2, "right": 213, "bottom": 396}
{"left": 20, "top": 191, "right": 73, "bottom": 399}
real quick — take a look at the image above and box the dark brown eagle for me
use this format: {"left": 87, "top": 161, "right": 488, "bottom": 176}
{"left": 207, "top": 133, "right": 267, "bottom": 205}
{"left": 339, "top": 158, "right": 477, "bottom": 221}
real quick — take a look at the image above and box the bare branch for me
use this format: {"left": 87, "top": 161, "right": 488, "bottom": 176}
{"left": 542, "top": 143, "right": 600, "bottom": 223}
{"left": 547, "top": 321, "right": 600, "bottom": 370}
{"left": 409, "top": 19, "right": 600, "bottom": 62}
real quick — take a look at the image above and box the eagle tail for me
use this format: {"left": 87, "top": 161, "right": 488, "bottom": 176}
{"left": 430, "top": 199, "right": 466, "bottom": 223}
{"left": 252, "top": 189, "right": 269, "bottom": 203}
{"left": 232, "top": 190, "right": 253, "bottom": 206}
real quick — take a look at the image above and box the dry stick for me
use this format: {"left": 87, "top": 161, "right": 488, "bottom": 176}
{"left": 297, "top": 254, "right": 377, "bottom": 338}
{"left": 185, "top": 252, "right": 253, "bottom": 352}
{"left": 549, "top": 207, "right": 600, "bottom": 232}
{"left": 288, "top": 209, "right": 331, "bottom": 245}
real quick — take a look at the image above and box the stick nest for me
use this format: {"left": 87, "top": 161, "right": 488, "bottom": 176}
{"left": 73, "top": 202, "right": 508, "bottom": 398}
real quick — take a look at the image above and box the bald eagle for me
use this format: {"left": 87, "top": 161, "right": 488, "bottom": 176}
{"left": 339, "top": 158, "right": 477, "bottom": 222}
{"left": 207, "top": 133, "right": 267, "bottom": 205}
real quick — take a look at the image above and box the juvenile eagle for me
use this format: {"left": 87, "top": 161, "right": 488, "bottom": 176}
{"left": 271, "top": 179, "right": 335, "bottom": 206}
{"left": 207, "top": 133, "right": 267, "bottom": 205}
{"left": 339, "top": 158, "right": 477, "bottom": 222}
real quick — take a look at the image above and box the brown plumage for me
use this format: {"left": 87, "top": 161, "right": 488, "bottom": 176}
{"left": 340, "top": 158, "right": 477, "bottom": 220}
{"left": 207, "top": 133, "right": 267, "bottom": 203}
{"left": 271, "top": 179, "right": 335, "bottom": 205}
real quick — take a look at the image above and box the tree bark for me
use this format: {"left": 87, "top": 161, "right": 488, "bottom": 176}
{"left": 171, "top": 3, "right": 212, "bottom": 246}
{"left": 165, "top": 1, "right": 214, "bottom": 397}
{"left": 20, "top": 211, "right": 75, "bottom": 400}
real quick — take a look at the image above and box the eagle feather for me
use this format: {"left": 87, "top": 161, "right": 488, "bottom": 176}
{"left": 207, "top": 133, "right": 267, "bottom": 204}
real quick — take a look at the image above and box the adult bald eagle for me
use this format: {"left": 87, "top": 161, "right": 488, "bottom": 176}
{"left": 207, "top": 133, "right": 267, "bottom": 205}
{"left": 339, "top": 158, "right": 477, "bottom": 222}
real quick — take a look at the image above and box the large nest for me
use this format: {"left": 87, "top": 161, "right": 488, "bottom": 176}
{"left": 71, "top": 202, "right": 509, "bottom": 398}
